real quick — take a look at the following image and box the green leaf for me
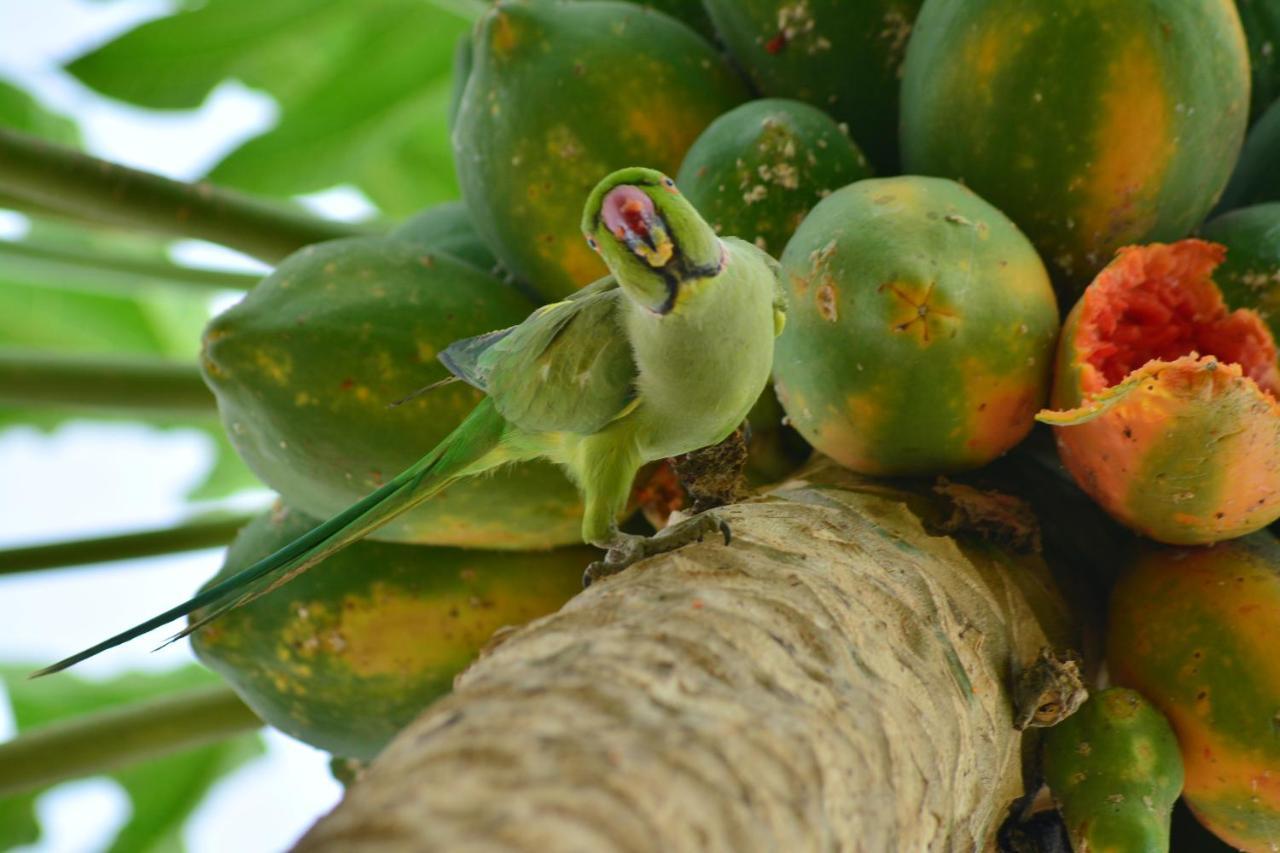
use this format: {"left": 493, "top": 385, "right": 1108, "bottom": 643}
{"left": 0, "top": 666, "right": 264, "bottom": 853}
{"left": 0, "top": 78, "right": 79, "bottom": 146}
{"left": 0, "top": 217, "right": 261, "bottom": 500}
{"left": 68, "top": 0, "right": 468, "bottom": 215}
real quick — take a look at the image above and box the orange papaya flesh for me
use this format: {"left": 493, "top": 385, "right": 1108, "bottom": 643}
{"left": 1108, "top": 534, "right": 1280, "bottom": 852}
{"left": 1039, "top": 240, "right": 1280, "bottom": 545}
{"left": 193, "top": 504, "right": 587, "bottom": 760}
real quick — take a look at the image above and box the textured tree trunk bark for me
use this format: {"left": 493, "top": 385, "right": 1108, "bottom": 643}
{"left": 297, "top": 461, "right": 1080, "bottom": 852}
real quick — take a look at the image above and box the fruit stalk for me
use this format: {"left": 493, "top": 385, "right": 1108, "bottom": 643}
{"left": 0, "top": 350, "right": 214, "bottom": 414}
{"left": 0, "top": 514, "right": 254, "bottom": 576}
{"left": 0, "top": 128, "right": 366, "bottom": 264}
{"left": 0, "top": 685, "right": 260, "bottom": 798}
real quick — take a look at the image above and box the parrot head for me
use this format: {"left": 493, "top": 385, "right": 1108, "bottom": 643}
{"left": 582, "top": 167, "right": 723, "bottom": 314}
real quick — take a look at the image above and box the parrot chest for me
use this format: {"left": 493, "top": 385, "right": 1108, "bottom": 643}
{"left": 625, "top": 254, "right": 777, "bottom": 459}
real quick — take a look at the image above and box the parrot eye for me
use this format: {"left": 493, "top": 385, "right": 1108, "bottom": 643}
{"left": 662, "top": 177, "right": 677, "bottom": 192}
{"left": 586, "top": 235, "right": 598, "bottom": 251}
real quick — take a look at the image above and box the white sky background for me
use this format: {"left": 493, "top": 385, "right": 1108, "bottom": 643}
{"left": 0, "top": 0, "right": 392, "bottom": 849}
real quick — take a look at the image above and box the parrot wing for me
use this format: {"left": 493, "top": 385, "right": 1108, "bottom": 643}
{"left": 439, "top": 281, "right": 638, "bottom": 434}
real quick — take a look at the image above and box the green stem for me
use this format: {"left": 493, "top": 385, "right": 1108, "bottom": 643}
{"left": 0, "top": 514, "right": 254, "bottom": 576}
{"left": 0, "top": 350, "right": 214, "bottom": 415}
{"left": 0, "top": 128, "right": 369, "bottom": 264}
{"left": 1, "top": 238, "right": 262, "bottom": 292}
{"left": 0, "top": 685, "right": 261, "bottom": 798}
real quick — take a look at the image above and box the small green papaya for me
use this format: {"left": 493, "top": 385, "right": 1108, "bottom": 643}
{"left": 1216, "top": 97, "right": 1280, "bottom": 214}
{"left": 1200, "top": 203, "right": 1280, "bottom": 342}
{"left": 391, "top": 200, "right": 497, "bottom": 272}
{"left": 202, "top": 236, "right": 586, "bottom": 549}
{"left": 1237, "top": 0, "right": 1280, "bottom": 121}
{"left": 702, "top": 0, "right": 923, "bottom": 174}
{"left": 676, "top": 98, "right": 871, "bottom": 256}
{"left": 773, "top": 176, "right": 1060, "bottom": 476}
{"left": 453, "top": 0, "right": 748, "bottom": 300}
{"left": 1042, "top": 687, "right": 1184, "bottom": 853}
{"left": 571, "top": 0, "right": 717, "bottom": 41}
{"left": 192, "top": 504, "right": 587, "bottom": 759}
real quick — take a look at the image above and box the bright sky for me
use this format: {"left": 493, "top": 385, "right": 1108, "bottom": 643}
{"left": 0, "top": 1, "right": 373, "bottom": 849}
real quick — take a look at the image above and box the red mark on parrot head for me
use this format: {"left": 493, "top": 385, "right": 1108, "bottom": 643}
{"left": 602, "top": 185, "right": 655, "bottom": 244}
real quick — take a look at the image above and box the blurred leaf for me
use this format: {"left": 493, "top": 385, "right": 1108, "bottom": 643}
{"left": 0, "top": 218, "right": 260, "bottom": 499}
{"left": 68, "top": 0, "right": 469, "bottom": 215}
{"left": 0, "top": 78, "right": 79, "bottom": 146}
{"left": 0, "top": 665, "right": 265, "bottom": 853}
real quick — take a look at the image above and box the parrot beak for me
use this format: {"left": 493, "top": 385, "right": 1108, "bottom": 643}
{"left": 601, "top": 185, "right": 675, "bottom": 268}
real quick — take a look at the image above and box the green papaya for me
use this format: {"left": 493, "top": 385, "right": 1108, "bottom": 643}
{"left": 1042, "top": 688, "right": 1184, "bottom": 852}
{"left": 572, "top": 0, "right": 717, "bottom": 41}
{"left": 202, "top": 236, "right": 586, "bottom": 549}
{"left": 1237, "top": 0, "right": 1280, "bottom": 121}
{"left": 391, "top": 200, "right": 497, "bottom": 272}
{"left": 702, "top": 0, "right": 923, "bottom": 174}
{"left": 192, "top": 505, "right": 587, "bottom": 759}
{"left": 1200, "top": 203, "right": 1280, "bottom": 342}
{"left": 453, "top": 0, "right": 748, "bottom": 300}
{"left": 1216, "top": 97, "right": 1280, "bottom": 213}
{"left": 900, "top": 0, "right": 1250, "bottom": 297}
{"left": 772, "top": 176, "right": 1060, "bottom": 476}
{"left": 676, "top": 98, "right": 872, "bottom": 256}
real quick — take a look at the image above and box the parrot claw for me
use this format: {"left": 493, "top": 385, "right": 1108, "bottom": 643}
{"left": 583, "top": 511, "right": 731, "bottom": 587}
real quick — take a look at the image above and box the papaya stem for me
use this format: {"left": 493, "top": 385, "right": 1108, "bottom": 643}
{"left": 1, "top": 238, "right": 262, "bottom": 292}
{"left": 0, "top": 685, "right": 261, "bottom": 798}
{"left": 0, "top": 513, "right": 254, "bottom": 576}
{"left": 0, "top": 350, "right": 214, "bottom": 415}
{"left": 0, "top": 128, "right": 368, "bottom": 264}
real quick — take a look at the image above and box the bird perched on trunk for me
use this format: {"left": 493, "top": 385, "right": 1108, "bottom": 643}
{"left": 37, "top": 166, "right": 787, "bottom": 676}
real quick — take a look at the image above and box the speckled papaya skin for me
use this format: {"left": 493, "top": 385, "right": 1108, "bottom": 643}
{"left": 574, "top": 0, "right": 716, "bottom": 41}
{"left": 452, "top": 0, "right": 748, "bottom": 301}
{"left": 1200, "top": 204, "right": 1280, "bottom": 342}
{"left": 392, "top": 200, "right": 498, "bottom": 272}
{"left": 772, "top": 176, "right": 1059, "bottom": 475}
{"left": 1042, "top": 687, "right": 1183, "bottom": 853}
{"left": 201, "top": 236, "right": 586, "bottom": 549}
{"left": 192, "top": 505, "right": 587, "bottom": 760}
{"left": 702, "top": 0, "right": 923, "bottom": 174}
{"left": 900, "top": 0, "right": 1250, "bottom": 296}
{"left": 676, "top": 98, "right": 871, "bottom": 257}
{"left": 1038, "top": 241, "right": 1280, "bottom": 545}
{"left": 1108, "top": 534, "right": 1280, "bottom": 852}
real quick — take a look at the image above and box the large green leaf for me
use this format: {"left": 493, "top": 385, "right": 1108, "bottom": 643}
{"left": 67, "top": 0, "right": 469, "bottom": 215}
{"left": 0, "top": 665, "right": 265, "bottom": 853}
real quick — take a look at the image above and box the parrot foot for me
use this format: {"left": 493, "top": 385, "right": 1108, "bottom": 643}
{"left": 583, "top": 512, "right": 731, "bottom": 587}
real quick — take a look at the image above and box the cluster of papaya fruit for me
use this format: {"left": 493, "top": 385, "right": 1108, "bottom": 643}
{"left": 188, "top": 0, "right": 1279, "bottom": 847}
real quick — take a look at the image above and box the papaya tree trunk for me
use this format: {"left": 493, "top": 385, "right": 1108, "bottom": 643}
{"left": 297, "top": 462, "right": 1080, "bottom": 851}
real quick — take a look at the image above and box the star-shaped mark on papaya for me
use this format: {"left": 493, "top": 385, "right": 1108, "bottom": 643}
{"left": 880, "top": 280, "right": 959, "bottom": 344}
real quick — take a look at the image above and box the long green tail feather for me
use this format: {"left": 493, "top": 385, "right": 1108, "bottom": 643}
{"left": 32, "top": 400, "right": 510, "bottom": 677}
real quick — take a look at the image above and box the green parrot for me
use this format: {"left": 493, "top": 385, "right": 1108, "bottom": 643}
{"left": 36, "top": 167, "right": 787, "bottom": 676}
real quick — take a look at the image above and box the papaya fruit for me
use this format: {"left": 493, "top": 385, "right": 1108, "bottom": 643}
{"left": 1200, "top": 203, "right": 1280, "bottom": 343}
{"left": 392, "top": 200, "right": 497, "bottom": 272}
{"left": 702, "top": 0, "right": 923, "bottom": 174}
{"left": 1108, "top": 534, "right": 1280, "bottom": 852}
{"left": 900, "top": 0, "right": 1251, "bottom": 297}
{"left": 772, "top": 176, "right": 1059, "bottom": 476}
{"left": 572, "top": 0, "right": 716, "bottom": 41}
{"left": 192, "top": 504, "right": 587, "bottom": 759}
{"left": 452, "top": 0, "right": 748, "bottom": 300}
{"left": 1216, "top": 97, "right": 1280, "bottom": 214}
{"left": 1042, "top": 687, "right": 1184, "bottom": 853}
{"left": 1238, "top": 0, "right": 1280, "bottom": 121}
{"left": 676, "top": 98, "right": 871, "bottom": 256}
{"left": 201, "top": 236, "right": 587, "bottom": 549}
{"left": 1038, "top": 240, "right": 1280, "bottom": 545}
